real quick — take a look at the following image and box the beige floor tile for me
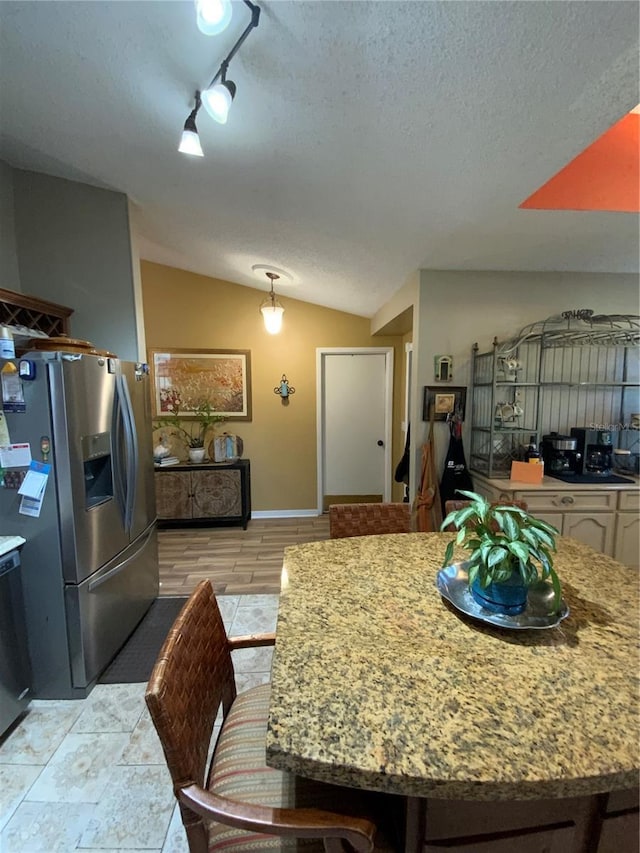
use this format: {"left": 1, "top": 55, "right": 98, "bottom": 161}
{"left": 0, "top": 705, "right": 84, "bottom": 765}
{"left": 26, "top": 732, "right": 131, "bottom": 803}
{"left": 1, "top": 801, "right": 93, "bottom": 852}
{"left": 0, "top": 765, "right": 42, "bottom": 832}
{"left": 78, "top": 765, "right": 174, "bottom": 849}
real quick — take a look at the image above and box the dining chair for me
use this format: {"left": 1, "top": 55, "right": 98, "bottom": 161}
{"left": 442, "top": 499, "right": 528, "bottom": 532}
{"left": 329, "top": 503, "right": 412, "bottom": 539}
{"left": 146, "top": 580, "right": 389, "bottom": 853}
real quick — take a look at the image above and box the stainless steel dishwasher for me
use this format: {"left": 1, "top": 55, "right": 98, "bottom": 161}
{"left": 0, "top": 548, "right": 32, "bottom": 736}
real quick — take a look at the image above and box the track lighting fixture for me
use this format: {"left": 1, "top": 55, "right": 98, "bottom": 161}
{"left": 260, "top": 272, "right": 284, "bottom": 334}
{"left": 195, "top": 0, "right": 232, "bottom": 36}
{"left": 202, "top": 65, "right": 236, "bottom": 124}
{"left": 179, "top": 0, "right": 261, "bottom": 155}
{"left": 178, "top": 91, "right": 204, "bottom": 156}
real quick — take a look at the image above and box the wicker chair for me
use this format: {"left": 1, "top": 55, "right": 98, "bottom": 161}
{"left": 329, "top": 503, "right": 411, "bottom": 539}
{"left": 442, "top": 499, "right": 528, "bottom": 532}
{"left": 146, "top": 580, "right": 388, "bottom": 853}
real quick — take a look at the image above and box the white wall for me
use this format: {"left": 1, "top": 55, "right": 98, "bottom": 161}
{"left": 12, "top": 169, "right": 140, "bottom": 360}
{"left": 409, "top": 270, "right": 640, "bottom": 494}
{"left": 0, "top": 161, "right": 21, "bottom": 293}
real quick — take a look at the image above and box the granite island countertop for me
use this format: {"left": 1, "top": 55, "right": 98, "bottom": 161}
{"left": 266, "top": 533, "right": 639, "bottom": 801}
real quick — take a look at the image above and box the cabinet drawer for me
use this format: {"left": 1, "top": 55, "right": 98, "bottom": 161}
{"left": 517, "top": 491, "right": 617, "bottom": 513}
{"left": 618, "top": 490, "right": 640, "bottom": 512}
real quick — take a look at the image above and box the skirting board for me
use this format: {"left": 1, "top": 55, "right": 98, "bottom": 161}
{"left": 252, "top": 510, "right": 321, "bottom": 519}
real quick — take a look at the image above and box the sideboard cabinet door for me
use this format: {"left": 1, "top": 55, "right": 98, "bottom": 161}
{"left": 192, "top": 469, "right": 242, "bottom": 518}
{"left": 155, "top": 471, "right": 192, "bottom": 519}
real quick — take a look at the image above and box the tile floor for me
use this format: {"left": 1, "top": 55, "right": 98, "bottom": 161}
{"left": 0, "top": 594, "right": 279, "bottom": 852}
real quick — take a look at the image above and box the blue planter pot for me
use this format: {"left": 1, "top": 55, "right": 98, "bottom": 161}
{"left": 470, "top": 572, "right": 528, "bottom": 615}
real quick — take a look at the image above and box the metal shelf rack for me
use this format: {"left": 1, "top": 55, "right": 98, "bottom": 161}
{"left": 470, "top": 310, "right": 640, "bottom": 478}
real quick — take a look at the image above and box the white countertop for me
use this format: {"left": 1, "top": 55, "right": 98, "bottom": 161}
{"left": 0, "top": 536, "right": 26, "bottom": 558}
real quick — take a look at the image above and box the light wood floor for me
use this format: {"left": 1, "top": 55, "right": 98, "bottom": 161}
{"left": 158, "top": 516, "right": 330, "bottom": 596}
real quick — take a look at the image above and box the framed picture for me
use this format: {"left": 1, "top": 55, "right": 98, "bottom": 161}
{"left": 422, "top": 385, "right": 466, "bottom": 422}
{"left": 148, "top": 348, "right": 252, "bottom": 421}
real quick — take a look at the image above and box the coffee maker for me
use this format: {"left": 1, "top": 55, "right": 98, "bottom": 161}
{"left": 570, "top": 428, "right": 613, "bottom": 476}
{"left": 541, "top": 433, "right": 580, "bottom": 476}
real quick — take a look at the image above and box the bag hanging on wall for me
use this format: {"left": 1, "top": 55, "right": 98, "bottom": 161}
{"left": 413, "top": 409, "right": 443, "bottom": 532}
{"left": 439, "top": 416, "right": 474, "bottom": 515}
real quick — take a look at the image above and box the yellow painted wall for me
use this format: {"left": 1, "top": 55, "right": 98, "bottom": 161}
{"left": 141, "top": 262, "right": 404, "bottom": 511}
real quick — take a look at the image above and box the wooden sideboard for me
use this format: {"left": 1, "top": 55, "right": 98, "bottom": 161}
{"left": 155, "top": 460, "right": 251, "bottom": 529}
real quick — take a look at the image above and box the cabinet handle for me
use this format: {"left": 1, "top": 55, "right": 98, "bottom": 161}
{"left": 560, "top": 496, "right": 574, "bottom": 505}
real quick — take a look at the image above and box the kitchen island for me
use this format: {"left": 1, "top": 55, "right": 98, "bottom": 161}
{"left": 266, "top": 533, "right": 639, "bottom": 853}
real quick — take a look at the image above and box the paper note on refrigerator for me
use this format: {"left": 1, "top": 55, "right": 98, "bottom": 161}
{"left": 18, "top": 468, "right": 48, "bottom": 499}
{"left": 0, "top": 442, "right": 31, "bottom": 468}
{"left": 18, "top": 461, "right": 50, "bottom": 517}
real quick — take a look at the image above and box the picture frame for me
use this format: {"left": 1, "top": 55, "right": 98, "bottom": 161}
{"left": 148, "top": 348, "right": 252, "bottom": 421}
{"left": 422, "top": 385, "right": 467, "bottom": 422}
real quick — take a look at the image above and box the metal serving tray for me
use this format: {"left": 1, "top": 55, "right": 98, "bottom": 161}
{"left": 436, "top": 563, "right": 570, "bottom": 630}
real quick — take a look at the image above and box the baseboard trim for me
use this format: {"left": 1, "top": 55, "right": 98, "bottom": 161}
{"left": 252, "top": 510, "right": 321, "bottom": 519}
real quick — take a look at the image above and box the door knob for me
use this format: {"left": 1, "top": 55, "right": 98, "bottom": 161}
{"left": 377, "top": 440, "right": 384, "bottom": 447}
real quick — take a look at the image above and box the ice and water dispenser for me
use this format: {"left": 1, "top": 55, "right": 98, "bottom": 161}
{"left": 81, "top": 432, "right": 114, "bottom": 509}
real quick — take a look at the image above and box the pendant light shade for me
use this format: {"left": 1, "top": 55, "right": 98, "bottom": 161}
{"left": 260, "top": 272, "right": 284, "bottom": 334}
{"left": 195, "top": 0, "right": 232, "bottom": 36}
{"left": 201, "top": 79, "right": 236, "bottom": 124}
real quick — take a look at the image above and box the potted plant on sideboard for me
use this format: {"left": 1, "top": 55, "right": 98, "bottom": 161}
{"left": 154, "top": 400, "right": 226, "bottom": 463}
{"left": 441, "top": 490, "right": 561, "bottom": 615}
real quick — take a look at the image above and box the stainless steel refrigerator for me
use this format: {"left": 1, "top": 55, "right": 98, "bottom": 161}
{"left": 0, "top": 352, "right": 158, "bottom": 698}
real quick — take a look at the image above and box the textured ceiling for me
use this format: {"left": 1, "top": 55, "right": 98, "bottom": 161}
{"left": 1, "top": 1, "right": 638, "bottom": 317}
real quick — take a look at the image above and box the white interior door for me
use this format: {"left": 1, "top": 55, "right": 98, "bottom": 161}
{"left": 317, "top": 348, "right": 393, "bottom": 511}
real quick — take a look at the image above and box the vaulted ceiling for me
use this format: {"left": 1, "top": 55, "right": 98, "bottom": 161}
{"left": 1, "top": 1, "right": 638, "bottom": 317}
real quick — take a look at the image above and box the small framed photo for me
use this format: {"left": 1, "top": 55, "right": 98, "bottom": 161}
{"left": 422, "top": 386, "right": 467, "bottom": 422}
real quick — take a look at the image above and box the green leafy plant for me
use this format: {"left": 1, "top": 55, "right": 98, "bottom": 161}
{"left": 441, "top": 490, "right": 561, "bottom": 608}
{"left": 154, "top": 399, "right": 226, "bottom": 449}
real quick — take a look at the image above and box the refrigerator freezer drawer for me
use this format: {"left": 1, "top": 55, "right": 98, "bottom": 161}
{"left": 65, "top": 523, "right": 159, "bottom": 689}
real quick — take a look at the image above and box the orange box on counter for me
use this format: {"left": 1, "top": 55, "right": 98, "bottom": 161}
{"left": 510, "top": 460, "right": 544, "bottom": 484}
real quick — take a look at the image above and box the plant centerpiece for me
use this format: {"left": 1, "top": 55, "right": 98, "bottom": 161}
{"left": 154, "top": 399, "right": 226, "bottom": 462}
{"left": 441, "top": 490, "right": 561, "bottom": 615}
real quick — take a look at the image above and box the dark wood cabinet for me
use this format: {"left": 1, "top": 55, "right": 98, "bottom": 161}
{"left": 155, "top": 460, "right": 251, "bottom": 529}
{"left": 0, "top": 288, "right": 73, "bottom": 338}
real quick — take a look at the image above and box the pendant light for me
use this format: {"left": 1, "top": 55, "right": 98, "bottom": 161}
{"left": 260, "top": 272, "right": 284, "bottom": 334}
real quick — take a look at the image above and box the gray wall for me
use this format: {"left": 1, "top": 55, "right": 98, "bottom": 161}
{"left": 0, "top": 160, "right": 21, "bottom": 292}
{"left": 12, "top": 170, "right": 139, "bottom": 360}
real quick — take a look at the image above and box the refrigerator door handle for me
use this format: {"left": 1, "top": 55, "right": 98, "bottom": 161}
{"left": 116, "top": 373, "right": 138, "bottom": 534}
{"left": 112, "top": 379, "right": 127, "bottom": 524}
{"left": 87, "top": 526, "right": 154, "bottom": 592}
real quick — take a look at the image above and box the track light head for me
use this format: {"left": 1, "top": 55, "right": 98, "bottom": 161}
{"left": 179, "top": 93, "right": 204, "bottom": 156}
{"left": 202, "top": 79, "right": 236, "bottom": 124}
{"left": 195, "top": 0, "right": 232, "bottom": 36}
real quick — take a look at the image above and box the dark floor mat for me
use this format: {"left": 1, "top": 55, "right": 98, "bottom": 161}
{"left": 98, "top": 597, "right": 188, "bottom": 684}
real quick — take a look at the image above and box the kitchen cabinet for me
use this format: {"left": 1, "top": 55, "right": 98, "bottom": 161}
{"left": 472, "top": 474, "right": 639, "bottom": 568}
{"left": 469, "top": 311, "right": 640, "bottom": 478}
{"left": 0, "top": 287, "right": 73, "bottom": 339}
{"left": 155, "top": 460, "right": 251, "bottom": 529}
{"left": 614, "top": 490, "right": 640, "bottom": 569}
